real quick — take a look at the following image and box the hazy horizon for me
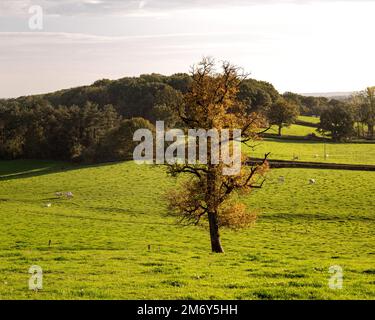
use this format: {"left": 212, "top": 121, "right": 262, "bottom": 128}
{"left": 0, "top": 72, "right": 359, "bottom": 100}
{"left": 1, "top": 0, "right": 374, "bottom": 98}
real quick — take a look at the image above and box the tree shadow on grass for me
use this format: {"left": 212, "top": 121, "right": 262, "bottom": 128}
{"left": 260, "top": 212, "right": 375, "bottom": 222}
{"left": 0, "top": 159, "right": 124, "bottom": 182}
{"left": 265, "top": 137, "right": 375, "bottom": 145}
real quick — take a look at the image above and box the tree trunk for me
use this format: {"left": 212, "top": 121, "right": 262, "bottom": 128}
{"left": 208, "top": 211, "right": 224, "bottom": 253}
{"left": 205, "top": 154, "right": 224, "bottom": 253}
{"left": 368, "top": 123, "right": 374, "bottom": 139}
{"left": 278, "top": 125, "right": 282, "bottom": 137}
{"left": 357, "top": 122, "right": 361, "bottom": 138}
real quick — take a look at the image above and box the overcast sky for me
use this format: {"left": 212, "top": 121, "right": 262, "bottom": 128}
{"left": 0, "top": 0, "right": 374, "bottom": 98}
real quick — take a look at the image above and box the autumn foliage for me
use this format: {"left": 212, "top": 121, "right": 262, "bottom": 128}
{"left": 166, "top": 58, "right": 269, "bottom": 253}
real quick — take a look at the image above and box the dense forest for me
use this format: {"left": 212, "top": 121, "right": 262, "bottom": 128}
{"left": 0, "top": 73, "right": 374, "bottom": 162}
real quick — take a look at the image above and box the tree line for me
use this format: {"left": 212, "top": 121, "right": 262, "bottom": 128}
{"left": 0, "top": 73, "right": 279, "bottom": 161}
{"left": 283, "top": 89, "right": 375, "bottom": 141}
{"left": 0, "top": 73, "right": 373, "bottom": 161}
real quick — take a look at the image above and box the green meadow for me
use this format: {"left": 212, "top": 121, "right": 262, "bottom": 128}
{"left": 249, "top": 139, "right": 375, "bottom": 165}
{"left": 0, "top": 157, "right": 374, "bottom": 300}
{"left": 268, "top": 124, "right": 321, "bottom": 137}
{"left": 254, "top": 116, "right": 375, "bottom": 164}
{"left": 1, "top": 0, "right": 374, "bottom": 302}
{"left": 298, "top": 116, "right": 320, "bottom": 124}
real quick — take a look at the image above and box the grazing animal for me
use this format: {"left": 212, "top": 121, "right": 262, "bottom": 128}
{"left": 309, "top": 179, "right": 316, "bottom": 184}
{"left": 45, "top": 203, "right": 52, "bottom": 208}
{"left": 278, "top": 176, "right": 285, "bottom": 183}
{"left": 292, "top": 155, "right": 299, "bottom": 161}
{"left": 55, "top": 192, "right": 63, "bottom": 197}
{"left": 65, "top": 192, "right": 74, "bottom": 198}
{"left": 314, "top": 154, "right": 319, "bottom": 158}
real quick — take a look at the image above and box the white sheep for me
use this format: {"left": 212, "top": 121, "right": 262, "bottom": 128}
{"left": 309, "top": 179, "right": 316, "bottom": 184}
{"left": 55, "top": 192, "right": 63, "bottom": 197}
{"left": 65, "top": 192, "right": 74, "bottom": 199}
{"left": 45, "top": 203, "right": 52, "bottom": 208}
{"left": 314, "top": 154, "right": 319, "bottom": 158}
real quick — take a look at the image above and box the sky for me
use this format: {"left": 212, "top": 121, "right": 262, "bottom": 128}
{"left": 0, "top": 0, "right": 374, "bottom": 98}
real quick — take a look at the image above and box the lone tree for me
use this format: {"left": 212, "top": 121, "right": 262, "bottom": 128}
{"left": 166, "top": 58, "right": 269, "bottom": 253}
{"left": 318, "top": 101, "right": 354, "bottom": 141}
{"left": 266, "top": 98, "right": 299, "bottom": 136}
{"left": 359, "top": 87, "right": 375, "bottom": 139}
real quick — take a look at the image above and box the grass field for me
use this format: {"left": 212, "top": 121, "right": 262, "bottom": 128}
{"left": 298, "top": 116, "right": 320, "bottom": 124}
{"left": 268, "top": 125, "right": 321, "bottom": 137}
{"left": 0, "top": 160, "right": 374, "bottom": 300}
{"left": 248, "top": 139, "right": 375, "bottom": 165}
{"left": 261, "top": 118, "right": 375, "bottom": 164}
{"left": 266, "top": 115, "right": 321, "bottom": 137}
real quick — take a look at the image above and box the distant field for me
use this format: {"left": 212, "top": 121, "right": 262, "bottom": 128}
{"left": 266, "top": 115, "right": 320, "bottom": 137}
{"left": 268, "top": 124, "right": 321, "bottom": 137}
{"left": 298, "top": 116, "right": 320, "bottom": 124}
{"left": 0, "top": 160, "right": 374, "bottom": 299}
{"left": 248, "top": 140, "right": 375, "bottom": 165}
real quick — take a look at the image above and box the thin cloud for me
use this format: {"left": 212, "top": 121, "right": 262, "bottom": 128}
{"left": 0, "top": 30, "right": 249, "bottom": 44}
{"left": 0, "top": 0, "right": 371, "bottom": 16}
